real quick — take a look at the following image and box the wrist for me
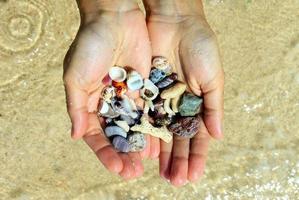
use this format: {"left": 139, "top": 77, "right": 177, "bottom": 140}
{"left": 143, "top": 0, "right": 205, "bottom": 18}
{"left": 77, "top": 0, "right": 139, "bottom": 22}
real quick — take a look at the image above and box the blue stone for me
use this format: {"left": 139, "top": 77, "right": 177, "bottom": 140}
{"left": 149, "top": 68, "right": 166, "bottom": 84}
{"left": 105, "top": 126, "right": 127, "bottom": 138}
{"left": 178, "top": 92, "right": 203, "bottom": 116}
{"left": 112, "top": 136, "right": 130, "bottom": 153}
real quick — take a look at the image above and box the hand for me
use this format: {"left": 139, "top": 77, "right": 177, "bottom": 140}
{"left": 144, "top": 0, "right": 224, "bottom": 186}
{"left": 63, "top": 0, "right": 159, "bottom": 180}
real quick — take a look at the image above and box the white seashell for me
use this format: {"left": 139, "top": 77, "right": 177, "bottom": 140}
{"left": 111, "top": 96, "right": 136, "bottom": 118}
{"left": 114, "top": 120, "right": 130, "bottom": 132}
{"left": 98, "top": 100, "right": 119, "bottom": 118}
{"left": 127, "top": 71, "right": 143, "bottom": 91}
{"left": 109, "top": 66, "right": 127, "bottom": 82}
{"left": 152, "top": 56, "right": 172, "bottom": 75}
{"left": 140, "top": 79, "right": 159, "bottom": 101}
{"left": 101, "top": 85, "right": 116, "bottom": 103}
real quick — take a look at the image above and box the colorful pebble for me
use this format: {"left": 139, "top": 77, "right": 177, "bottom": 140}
{"left": 156, "top": 73, "right": 178, "bottom": 89}
{"left": 105, "top": 126, "right": 127, "bottom": 138}
{"left": 112, "top": 136, "right": 130, "bottom": 153}
{"left": 149, "top": 68, "right": 166, "bottom": 83}
{"left": 128, "top": 132, "right": 146, "bottom": 152}
{"left": 178, "top": 92, "right": 203, "bottom": 116}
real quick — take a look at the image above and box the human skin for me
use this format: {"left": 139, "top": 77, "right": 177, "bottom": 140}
{"left": 63, "top": 0, "right": 161, "bottom": 180}
{"left": 143, "top": 0, "right": 224, "bottom": 186}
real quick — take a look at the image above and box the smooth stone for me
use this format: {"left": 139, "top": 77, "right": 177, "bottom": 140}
{"left": 112, "top": 136, "right": 130, "bottom": 153}
{"left": 156, "top": 73, "right": 178, "bottom": 89}
{"left": 149, "top": 68, "right": 166, "bottom": 84}
{"left": 178, "top": 92, "right": 203, "bottom": 116}
{"left": 105, "top": 126, "right": 127, "bottom": 138}
{"left": 167, "top": 116, "right": 200, "bottom": 138}
{"left": 128, "top": 132, "right": 146, "bottom": 152}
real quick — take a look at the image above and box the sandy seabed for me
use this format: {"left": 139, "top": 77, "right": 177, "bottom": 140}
{"left": 0, "top": 0, "right": 298, "bottom": 199}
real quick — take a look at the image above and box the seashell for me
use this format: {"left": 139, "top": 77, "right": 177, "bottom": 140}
{"left": 140, "top": 79, "right": 159, "bottom": 101}
{"left": 101, "top": 85, "right": 116, "bottom": 103}
{"left": 110, "top": 96, "right": 135, "bottom": 118}
{"left": 167, "top": 115, "right": 200, "bottom": 138}
{"left": 149, "top": 68, "right": 166, "bottom": 84}
{"left": 130, "top": 116, "right": 172, "bottom": 143}
{"left": 105, "top": 126, "right": 127, "bottom": 138}
{"left": 128, "top": 132, "right": 146, "bottom": 152}
{"left": 171, "top": 94, "right": 182, "bottom": 113}
{"left": 98, "top": 100, "right": 119, "bottom": 118}
{"left": 127, "top": 70, "right": 143, "bottom": 91}
{"left": 160, "top": 81, "right": 186, "bottom": 99}
{"left": 156, "top": 73, "right": 178, "bottom": 89}
{"left": 112, "top": 136, "right": 130, "bottom": 153}
{"left": 178, "top": 92, "right": 203, "bottom": 116}
{"left": 112, "top": 81, "right": 127, "bottom": 97}
{"left": 152, "top": 56, "right": 172, "bottom": 75}
{"left": 164, "top": 98, "right": 176, "bottom": 116}
{"left": 120, "top": 115, "right": 135, "bottom": 126}
{"left": 109, "top": 66, "right": 127, "bottom": 82}
{"left": 114, "top": 120, "right": 130, "bottom": 132}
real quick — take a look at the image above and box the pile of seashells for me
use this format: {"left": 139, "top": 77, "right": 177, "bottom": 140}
{"left": 98, "top": 56, "right": 203, "bottom": 153}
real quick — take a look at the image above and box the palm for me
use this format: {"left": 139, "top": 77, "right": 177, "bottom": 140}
{"left": 63, "top": 10, "right": 156, "bottom": 179}
{"left": 147, "top": 16, "right": 224, "bottom": 186}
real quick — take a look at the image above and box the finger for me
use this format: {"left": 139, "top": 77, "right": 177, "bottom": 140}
{"left": 150, "top": 136, "right": 160, "bottom": 159}
{"left": 188, "top": 118, "right": 210, "bottom": 182}
{"left": 169, "top": 137, "right": 190, "bottom": 187}
{"left": 83, "top": 114, "right": 123, "bottom": 173}
{"left": 119, "top": 153, "right": 135, "bottom": 180}
{"left": 159, "top": 140, "right": 173, "bottom": 180}
{"left": 63, "top": 79, "right": 89, "bottom": 139}
{"left": 128, "top": 152, "right": 144, "bottom": 177}
{"left": 202, "top": 72, "right": 224, "bottom": 139}
{"left": 140, "top": 134, "right": 151, "bottom": 159}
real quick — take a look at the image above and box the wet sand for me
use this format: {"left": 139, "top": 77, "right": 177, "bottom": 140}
{"left": 0, "top": 0, "right": 298, "bottom": 199}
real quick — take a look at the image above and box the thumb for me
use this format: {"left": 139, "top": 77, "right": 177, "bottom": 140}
{"left": 201, "top": 72, "right": 224, "bottom": 139}
{"left": 63, "top": 74, "right": 89, "bottom": 140}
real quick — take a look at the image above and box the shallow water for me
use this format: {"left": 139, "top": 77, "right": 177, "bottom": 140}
{"left": 0, "top": 0, "right": 298, "bottom": 199}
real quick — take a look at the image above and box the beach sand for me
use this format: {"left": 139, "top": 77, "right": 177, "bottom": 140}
{"left": 0, "top": 0, "right": 298, "bottom": 199}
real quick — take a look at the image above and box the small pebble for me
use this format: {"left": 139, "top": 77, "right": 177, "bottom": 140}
{"left": 112, "top": 136, "right": 130, "bottom": 153}
{"left": 128, "top": 132, "right": 146, "bottom": 152}
{"left": 149, "top": 68, "right": 166, "bottom": 83}
{"left": 167, "top": 116, "right": 200, "bottom": 138}
{"left": 105, "top": 126, "right": 127, "bottom": 138}
{"left": 178, "top": 92, "right": 203, "bottom": 116}
{"left": 156, "top": 73, "right": 178, "bottom": 89}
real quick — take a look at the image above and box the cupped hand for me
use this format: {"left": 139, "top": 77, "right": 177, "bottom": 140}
{"left": 63, "top": 2, "right": 159, "bottom": 180}
{"left": 146, "top": 13, "right": 224, "bottom": 186}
